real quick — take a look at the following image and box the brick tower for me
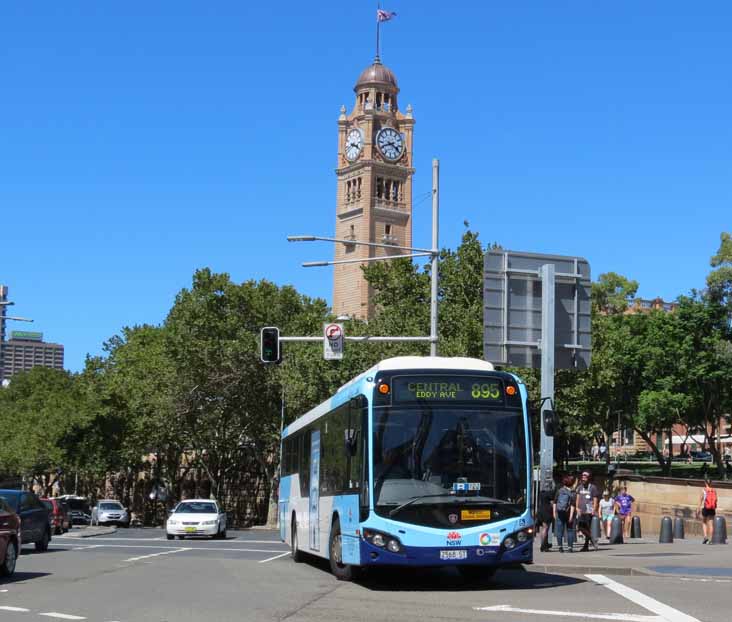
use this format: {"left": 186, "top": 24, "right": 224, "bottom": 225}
{"left": 332, "top": 55, "right": 415, "bottom": 320}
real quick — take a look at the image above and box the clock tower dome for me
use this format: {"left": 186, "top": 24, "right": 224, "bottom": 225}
{"left": 332, "top": 56, "right": 415, "bottom": 320}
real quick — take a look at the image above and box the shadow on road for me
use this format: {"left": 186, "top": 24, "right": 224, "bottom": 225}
{"left": 21, "top": 547, "right": 70, "bottom": 555}
{"left": 0, "top": 571, "right": 52, "bottom": 584}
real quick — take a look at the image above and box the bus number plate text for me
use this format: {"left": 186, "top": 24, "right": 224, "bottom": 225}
{"left": 440, "top": 550, "right": 467, "bottom": 560}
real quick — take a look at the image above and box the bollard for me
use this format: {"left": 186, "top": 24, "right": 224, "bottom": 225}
{"left": 631, "top": 516, "right": 642, "bottom": 539}
{"left": 591, "top": 515, "right": 602, "bottom": 542}
{"left": 710, "top": 516, "right": 728, "bottom": 545}
{"left": 609, "top": 515, "right": 624, "bottom": 544}
{"left": 673, "top": 517, "right": 685, "bottom": 540}
{"left": 659, "top": 516, "right": 674, "bottom": 543}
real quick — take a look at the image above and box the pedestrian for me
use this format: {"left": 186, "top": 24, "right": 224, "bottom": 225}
{"left": 614, "top": 485, "right": 635, "bottom": 539}
{"left": 697, "top": 478, "right": 718, "bottom": 544}
{"left": 599, "top": 441, "right": 608, "bottom": 461}
{"left": 591, "top": 444, "right": 599, "bottom": 462}
{"left": 575, "top": 470, "right": 600, "bottom": 551}
{"left": 537, "top": 481, "right": 556, "bottom": 552}
{"left": 599, "top": 490, "right": 615, "bottom": 539}
{"left": 553, "top": 474, "right": 576, "bottom": 552}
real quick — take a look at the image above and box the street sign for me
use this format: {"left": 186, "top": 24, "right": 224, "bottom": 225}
{"left": 483, "top": 250, "right": 591, "bottom": 370}
{"left": 323, "top": 323, "right": 344, "bottom": 360}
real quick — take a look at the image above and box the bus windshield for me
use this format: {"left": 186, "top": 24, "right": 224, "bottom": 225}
{"left": 373, "top": 406, "right": 527, "bottom": 517}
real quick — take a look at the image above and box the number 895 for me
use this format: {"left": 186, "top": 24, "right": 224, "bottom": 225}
{"left": 471, "top": 383, "right": 500, "bottom": 399}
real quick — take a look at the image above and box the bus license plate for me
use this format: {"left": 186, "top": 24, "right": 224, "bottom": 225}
{"left": 440, "top": 550, "right": 467, "bottom": 560}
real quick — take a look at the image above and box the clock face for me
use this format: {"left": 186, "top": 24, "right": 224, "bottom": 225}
{"left": 376, "top": 127, "right": 404, "bottom": 161}
{"left": 345, "top": 129, "right": 363, "bottom": 161}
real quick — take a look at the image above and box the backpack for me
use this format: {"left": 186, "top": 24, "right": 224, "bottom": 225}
{"left": 556, "top": 487, "right": 572, "bottom": 513}
{"left": 704, "top": 486, "right": 718, "bottom": 510}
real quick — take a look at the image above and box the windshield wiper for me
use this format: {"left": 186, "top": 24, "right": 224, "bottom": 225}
{"left": 388, "top": 494, "right": 455, "bottom": 517}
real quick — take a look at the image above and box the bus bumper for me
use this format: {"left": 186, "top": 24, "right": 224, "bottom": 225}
{"left": 358, "top": 537, "right": 533, "bottom": 567}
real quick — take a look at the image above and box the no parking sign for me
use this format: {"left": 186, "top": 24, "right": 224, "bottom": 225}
{"left": 323, "top": 323, "right": 344, "bottom": 360}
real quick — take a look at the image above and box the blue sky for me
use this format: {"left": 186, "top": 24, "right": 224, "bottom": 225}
{"left": 2, "top": 1, "right": 730, "bottom": 372}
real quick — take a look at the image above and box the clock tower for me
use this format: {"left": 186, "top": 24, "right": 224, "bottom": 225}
{"left": 332, "top": 56, "right": 415, "bottom": 320}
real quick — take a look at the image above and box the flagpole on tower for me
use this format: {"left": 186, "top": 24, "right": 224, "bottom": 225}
{"left": 376, "top": 1, "right": 381, "bottom": 61}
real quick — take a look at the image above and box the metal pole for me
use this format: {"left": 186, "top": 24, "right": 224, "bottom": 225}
{"left": 540, "top": 264, "right": 555, "bottom": 492}
{"left": 430, "top": 159, "right": 439, "bottom": 357}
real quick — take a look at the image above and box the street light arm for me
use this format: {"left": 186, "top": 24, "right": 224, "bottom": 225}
{"left": 4, "top": 316, "right": 33, "bottom": 322}
{"left": 288, "top": 234, "right": 433, "bottom": 255}
{"left": 303, "top": 252, "right": 431, "bottom": 267}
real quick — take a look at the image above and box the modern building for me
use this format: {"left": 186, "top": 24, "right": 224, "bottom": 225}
{"left": 0, "top": 331, "right": 64, "bottom": 380}
{"left": 332, "top": 53, "right": 415, "bottom": 320}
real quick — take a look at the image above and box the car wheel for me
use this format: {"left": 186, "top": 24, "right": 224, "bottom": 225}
{"left": 291, "top": 519, "right": 304, "bottom": 563}
{"left": 0, "top": 540, "right": 17, "bottom": 577}
{"left": 122, "top": 521, "right": 130, "bottom": 528}
{"left": 166, "top": 533, "right": 174, "bottom": 541}
{"left": 35, "top": 529, "right": 50, "bottom": 553}
{"left": 220, "top": 528, "right": 227, "bottom": 540}
{"left": 328, "top": 517, "right": 356, "bottom": 581}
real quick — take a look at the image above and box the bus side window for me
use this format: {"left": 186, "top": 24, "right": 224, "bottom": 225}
{"left": 299, "top": 430, "right": 311, "bottom": 497}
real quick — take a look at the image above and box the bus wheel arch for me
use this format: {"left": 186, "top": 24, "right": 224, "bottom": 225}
{"left": 328, "top": 516, "right": 356, "bottom": 581}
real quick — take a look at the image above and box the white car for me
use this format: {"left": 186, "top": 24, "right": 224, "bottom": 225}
{"left": 165, "top": 499, "right": 227, "bottom": 540}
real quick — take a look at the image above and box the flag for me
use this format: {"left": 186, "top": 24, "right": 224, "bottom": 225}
{"left": 377, "top": 9, "right": 397, "bottom": 22}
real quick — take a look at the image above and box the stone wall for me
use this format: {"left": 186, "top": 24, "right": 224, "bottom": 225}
{"left": 619, "top": 476, "right": 732, "bottom": 537}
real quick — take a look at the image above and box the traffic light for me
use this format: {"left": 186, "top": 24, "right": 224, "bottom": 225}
{"left": 260, "top": 327, "right": 280, "bottom": 363}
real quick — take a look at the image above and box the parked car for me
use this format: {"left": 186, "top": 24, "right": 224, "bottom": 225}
{"left": 91, "top": 500, "right": 130, "bottom": 527}
{"left": 0, "top": 497, "right": 21, "bottom": 577}
{"left": 41, "top": 498, "right": 71, "bottom": 535}
{"left": 165, "top": 499, "right": 227, "bottom": 540}
{"left": 56, "top": 495, "right": 91, "bottom": 525}
{"left": 0, "top": 489, "right": 51, "bottom": 552}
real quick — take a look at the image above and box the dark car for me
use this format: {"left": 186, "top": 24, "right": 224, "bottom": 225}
{"left": 57, "top": 496, "right": 91, "bottom": 525}
{"left": 41, "top": 498, "right": 71, "bottom": 535}
{"left": 0, "top": 497, "right": 21, "bottom": 577}
{"left": 691, "top": 451, "right": 713, "bottom": 462}
{"left": 0, "top": 490, "right": 51, "bottom": 552}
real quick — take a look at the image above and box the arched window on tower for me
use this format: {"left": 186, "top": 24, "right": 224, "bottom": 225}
{"left": 384, "top": 180, "right": 392, "bottom": 201}
{"left": 392, "top": 180, "right": 400, "bottom": 201}
{"left": 356, "top": 177, "right": 362, "bottom": 199}
{"left": 346, "top": 224, "right": 356, "bottom": 254}
{"left": 376, "top": 177, "right": 384, "bottom": 199}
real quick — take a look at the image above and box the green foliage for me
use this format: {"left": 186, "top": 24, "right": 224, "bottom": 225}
{"left": 592, "top": 272, "right": 639, "bottom": 314}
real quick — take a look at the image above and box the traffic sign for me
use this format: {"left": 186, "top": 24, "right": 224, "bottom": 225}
{"left": 323, "top": 323, "right": 344, "bottom": 360}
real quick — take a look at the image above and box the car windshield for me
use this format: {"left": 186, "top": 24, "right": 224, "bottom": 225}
{"left": 0, "top": 495, "right": 19, "bottom": 512}
{"left": 99, "top": 503, "right": 123, "bottom": 510}
{"left": 175, "top": 502, "right": 217, "bottom": 514}
{"left": 372, "top": 407, "right": 527, "bottom": 514}
{"left": 66, "top": 499, "right": 90, "bottom": 512}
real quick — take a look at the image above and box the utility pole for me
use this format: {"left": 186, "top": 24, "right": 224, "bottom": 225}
{"left": 430, "top": 159, "right": 439, "bottom": 357}
{"left": 0, "top": 285, "right": 34, "bottom": 383}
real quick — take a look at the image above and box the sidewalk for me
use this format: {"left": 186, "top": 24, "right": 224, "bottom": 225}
{"left": 530, "top": 537, "right": 731, "bottom": 579}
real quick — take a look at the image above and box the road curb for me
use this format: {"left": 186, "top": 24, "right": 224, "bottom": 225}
{"left": 528, "top": 563, "right": 654, "bottom": 577}
{"left": 75, "top": 526, "right": 118, "bottom": 538}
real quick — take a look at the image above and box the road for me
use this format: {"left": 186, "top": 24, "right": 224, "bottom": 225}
{"left": 0, "top": 528, "right": 727, "bottom": 622}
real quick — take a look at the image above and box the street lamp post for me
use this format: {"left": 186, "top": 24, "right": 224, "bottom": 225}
{"left": 288, "top": 158, "right": 441, "bottom": 355}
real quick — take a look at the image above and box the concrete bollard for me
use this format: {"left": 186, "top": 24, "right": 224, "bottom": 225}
{"left": 659, "top": 516, "right": 674, "bottom": 543}
{"left": 609, "top": 515, "right": 624, "bottom": 544}
{"left": 591, "top": 515, "right": 602, "bottom": 542}
{"left": 630, "top": 516, "right": 642, "bottom": 539}
{"left": 710, "top": 516, "right": 728, "bottom": 545}
{"left": 673, "top": 517, "right": 685, "bottom": 540}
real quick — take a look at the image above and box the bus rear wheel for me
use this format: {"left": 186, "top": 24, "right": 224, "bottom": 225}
{"left": 291, "top": 519, "right": 304, "bottom": 563}
{"left": 329, "top": 518, "right": 356, "bottom": 581}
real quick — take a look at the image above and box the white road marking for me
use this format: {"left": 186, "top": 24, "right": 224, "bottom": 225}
{"left": 55, "top": 535, "right": 281, "bottom": 544}
{"left": 73, "top": 545, "right": 102, "bottom": 551}
{"left": 258, "top": 552, "right": 290, "bottom": 564}
{"left": 679, "top": 577, "right": 731, "bottom": 584}
{"left": 0, "top": 606, "right": 31, "bottom": 612}
{"left": 39, "top": 613, "right": 86, "bottom": 620}
{"left": 473, "top": 605, "right": 660, "bottom": 622}
{"left": 124, "top": 547, "right": 191, "bottom": 562}
{"left": 0, "top": 589, "right": 8, "bottom": 592}
{"left": 52, "top": 543, "right": 286, "bottom": 553}
{"left": 586, "top": 575, "right": 702, "bottom": 622}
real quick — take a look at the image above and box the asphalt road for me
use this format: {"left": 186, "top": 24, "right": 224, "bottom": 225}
{"left": 0, "top": 528, "right": 728, "bottom": 622}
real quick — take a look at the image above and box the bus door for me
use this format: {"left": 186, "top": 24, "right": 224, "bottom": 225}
{"left": 309, "top": 429, "right": 321, "bottom": 551}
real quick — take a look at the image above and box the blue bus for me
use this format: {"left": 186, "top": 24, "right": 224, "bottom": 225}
{"left": 278, "top": 356, "right": 533, "bottom": 580}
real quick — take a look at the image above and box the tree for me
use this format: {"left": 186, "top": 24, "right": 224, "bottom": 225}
{"left": 707, "top": 231, "right": 732, "bottom": 309}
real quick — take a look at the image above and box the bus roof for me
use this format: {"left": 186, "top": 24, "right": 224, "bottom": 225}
{"left": 283, "top": 356, "right": 496, "bottom": 438}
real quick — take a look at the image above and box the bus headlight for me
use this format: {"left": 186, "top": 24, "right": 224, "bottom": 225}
{"left": 386, "top": 539, "right": 401, "bottom": 553}
{"left": 372, "top": 533, "right": 386, "bottom": 547}
{"left": 516, "top": 530, "right": 529, "bottom": 543}
{"left": 503, "top": 537, "right": 516, "bottom": 550}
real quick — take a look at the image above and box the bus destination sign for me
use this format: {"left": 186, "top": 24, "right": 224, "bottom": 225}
{"left": 393, "top": 376, "right": 504, "bottom": 404}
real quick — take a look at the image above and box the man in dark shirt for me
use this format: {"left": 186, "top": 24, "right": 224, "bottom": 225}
{"left": 575, "top": 471, "right": 599, "bottom": 551}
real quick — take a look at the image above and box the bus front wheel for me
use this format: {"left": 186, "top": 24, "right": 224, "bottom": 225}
{"left": 291, "top": 519, "right": 304, "bottom": 563}
{"left": 329, "top": 517, "right": 356, "bottom": 581}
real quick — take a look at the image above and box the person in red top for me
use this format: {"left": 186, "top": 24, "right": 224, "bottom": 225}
{"left": 696, "top": 478, "right": 718, "bottom": 544}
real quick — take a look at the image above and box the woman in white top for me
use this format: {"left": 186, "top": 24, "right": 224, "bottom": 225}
{"left": 599, "top": 490, "right": 616, "bottom": 538}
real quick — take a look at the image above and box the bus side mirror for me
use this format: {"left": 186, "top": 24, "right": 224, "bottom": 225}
{"left": 542, "top": 410, "right": 557, "bottom": 437}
